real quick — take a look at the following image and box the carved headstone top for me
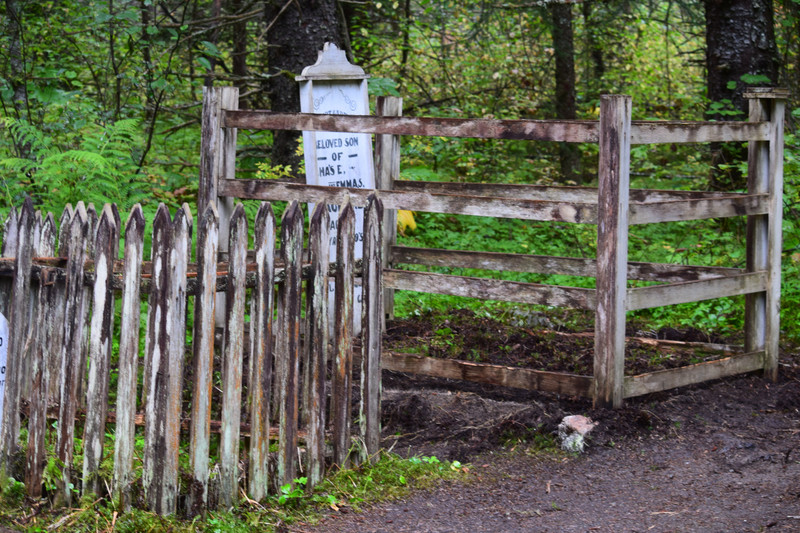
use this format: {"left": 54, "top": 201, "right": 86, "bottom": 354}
{"left": 296, "top": 43, "right": 369, "bottom": 81}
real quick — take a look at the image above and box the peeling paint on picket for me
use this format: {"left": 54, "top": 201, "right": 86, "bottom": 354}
{"left": 0, "top": 198, "right": 383, "bottom": 515}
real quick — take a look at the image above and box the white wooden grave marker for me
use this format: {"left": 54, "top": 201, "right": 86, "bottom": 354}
{"left": 297, "top": 43, "right": 374, "bottom": 334}
{"left": 0, "top": 312, "right": 8, "bottom": 431}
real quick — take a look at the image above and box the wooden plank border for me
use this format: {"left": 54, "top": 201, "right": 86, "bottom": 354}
{"left": 624, "top": 351, "right": 765, "bottom": 398}
{"left": 382, "top": 352, "right": 593, "bottom": 398}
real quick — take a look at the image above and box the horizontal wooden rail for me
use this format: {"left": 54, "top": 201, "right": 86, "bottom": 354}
{"left": 223, "top": 110, "right": 599, "bottom": 143}
{"left": 390, "top": 246, "right": 743, "bottom": 282}
{"left": 630, "top": 120, "right": 770, "bottom": 144}
{"left": 382, "top": 351, "right": 594, "bottom": 398}
{"left": 624, "top": 351, "right": 765, "bottom": 398}
{"left": 219, "top": 179, "right": 598, "bottom": 223}
{"left": 221, "top": 110, "right": 769, "bottom": 145}
{"left": 395, "top": 180, "right": 742, "bottom": 203}
{"left": 629, "top": 193, "right": 768, "bottom": 224}
{"left": 384, "top": 269, "right": 596, "bottom": 309}
{"left": 625, "top": 271, "right": 767, "bottom": 310}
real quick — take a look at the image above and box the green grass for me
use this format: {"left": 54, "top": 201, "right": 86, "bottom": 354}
{"left": 0, "top": 452, "right": 467, "bottom": 532}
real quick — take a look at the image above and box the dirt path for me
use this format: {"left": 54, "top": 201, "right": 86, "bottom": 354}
{"left": 297, "top": 360, "right": 800, "bottom": 532}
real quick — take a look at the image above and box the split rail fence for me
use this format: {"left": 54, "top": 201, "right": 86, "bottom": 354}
{"left": 201, "top": 86, "right": 787, "bottom": 410}
{"left": 0, "top": 195, "right": 384, "bottom": 515}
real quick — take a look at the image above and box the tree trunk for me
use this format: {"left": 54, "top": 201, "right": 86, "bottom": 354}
{"left": 548, "top": 2, "right": 582, "bottom": 183}
{"left": 4, "top": 0, "right": 29, "bottom": 138}
{"left": 266, "top": 0, "right": 347, "bottom": 168}
{"left": 231, "top": 0, "right": 248, "bottom": 107}
{"left": 704, "top": 0, "right": 778, "bottom": 189}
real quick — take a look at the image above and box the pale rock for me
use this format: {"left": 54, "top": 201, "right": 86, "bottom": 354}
{"left": 557, "top": 415, "right": 598, "bottom": 453}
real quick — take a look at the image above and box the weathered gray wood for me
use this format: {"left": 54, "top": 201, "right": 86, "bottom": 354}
{"left": 187, "top": 204, "right": 218, "bottom": 514}
{"left": 395, "top": 180, "right": 739, "bottom": 203}
{"left": 24, "top": 211, "right": 55, "bottom": 498}
{"left": 219, "top": 204, "right": 247, "bottom": 509}
{"left": 384, "top": 269, "right": 596, "bottom": 309}
{"left": 0, "top": 198, "right": 34, "bottom": 475}
{"left": 624, "top": 351, "right": 765, "bottom": 398}
{"left": 76, "top": 204, "right": 98, "bottom": 407}
{"left": 360, "top": 196, "right": 383, "bottom": 461}
{"left": 744, "top": 97, "right": 768, "bottom": 367}
{"left": 383, "top": 352, "right": 593, "bottom": 398}
{"left": 18, "top": 211, "right": 43, "bottom": 403}
{"left": 277, "top": 201, "right": 303, "bottom": 488}
{"left": 626, "top": 272, "right": 766, "bottom": 311}
{"left": 332, "top": 203, "right": 355, "bottom": 468}
{"left": 247, "top": 202, "right": 275, "bottom": 501}
{"left": 224, "top": 110, "right": 599, "bottom": 143}
{"left": 0, "top": 207, "right": 19, "bottom": 319}
{"left": 765, "top": 95, "right": 785, "bottom": 380}
{"left": 375, "top": 96, "right": 402, "bottom": 320}
{"left": 594, "top": 94, "right": 632, "bottom": 409}
{"left": 82, "top": 205, "right": 117, "bottom": 497}
{"left": 629, "top": 194, "right": 767, "bottom": 224}
{"left": 225, "top": 109, "right": 770, "bottom": 145}
{"left": 142, "top": 205, "right": 170, "bottom": 513}
{"left": 113, "top": 205, "right": 145, "bottom": 511}
{"left": 629, "top": 120, "right": 769, "bottom": 144}
{"left": 55, "top": 203, "right": 89, "bottom": 507}
{"left": 199, "top": 87, "right": 224, "bottom": 219}
{"left": 305, "top": 204, "right": 329, "bottom": 488}
{"left": 47, "top": 206, "right": 73, "bottom": 403}
{"left": 391, "top": 246, "right": 741, "bottom": 283}
{"left": 219, "top": 180, "right": 598, "bottom": 224}
{"left": 143, "top": 204, "right": 191, "bottom": 515}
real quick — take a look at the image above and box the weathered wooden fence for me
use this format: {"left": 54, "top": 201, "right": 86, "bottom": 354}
{"left": 0, "top": 196, "right": 384, "bottom": 515}
{"left": 200, "top": 86, "right": 787, "bottom": 409}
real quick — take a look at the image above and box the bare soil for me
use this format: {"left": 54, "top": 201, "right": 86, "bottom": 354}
{"left": 297, "top": 310, "right": 800, "bottom": 533}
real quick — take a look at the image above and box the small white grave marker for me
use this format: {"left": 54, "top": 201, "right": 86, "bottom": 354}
{"left": 297, "top": 43, "right": 374, "bottom": 333}
{"left": 0, "top": 312, "right": 8, "bottom": 431}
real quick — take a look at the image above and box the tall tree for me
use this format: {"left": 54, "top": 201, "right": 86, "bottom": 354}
{"left": 548, "top": 1, "right": 581, "bottom": 182}
{"left": 265, "top": 0, "right": 348, "bottom": 168}
{"left": 704, "top": 0, "right": 778, "bottom": 188}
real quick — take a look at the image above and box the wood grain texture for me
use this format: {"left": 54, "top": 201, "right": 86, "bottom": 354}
{"left": 593, "top": 95, "right": 631, "bottom": 409}
{"left": 113, "top": 205, "right": 145, "bottom": 511}
{"left": 247, "top": 202, "right": 274, "bottom": 501}
{"left": 219, "top": 204, "right": 247, "bottom": 509}
{"left": 332, "top": 203, "right": 355, "bottom": 468}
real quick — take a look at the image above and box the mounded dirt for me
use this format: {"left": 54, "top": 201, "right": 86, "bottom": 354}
{"left": 296, "top": 310, "right": 800, "bottom": 532}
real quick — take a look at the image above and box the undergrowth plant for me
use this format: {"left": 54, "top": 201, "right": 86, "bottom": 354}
{"left": 1, "top": 117, "right": 149, "bottom": 215}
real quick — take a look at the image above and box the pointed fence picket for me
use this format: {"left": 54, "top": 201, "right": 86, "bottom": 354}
{"left": 0, "top": 197, "right": 384, "bottom": 516}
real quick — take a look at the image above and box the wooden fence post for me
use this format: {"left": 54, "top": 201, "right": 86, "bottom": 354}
{"left": 75, "top": 204, "right": 98, "bottom": 407}
{"left": 219, "top": 204, "right": 247, "bottom": 509}
{"left": 306, "top": 204, "right": 330, "bottom": 488}
{"left": 375, "top": 96, "right": 402, "bottom": 321}
{"left": 113, "top": 205, "right": 145, "bottom": 510}
{"left": 82, "top": 205, "right": 118, "bottom": 497}
{"left": 143, "top": 204, "right": 191, "bottom": 515}
{"left": 187, "top": 203, "right": 218, "bottom": 513}
{"left": 0, "top": 207, "right": 19, "bottom": 320}
{"left": 0, "top": 198, "right": 33, "bottom": 477}
{"left": 24, "top": 212, "right": 55, "bottom": 498}
{"left": 199, "top": 86, "right": 238, "bottom": 327}
{"left": 744, "top": 88, "right": 787, "bottom": 381}
{"left": 46, "top": 206, "right": 73, "bottom": 403}
{"left": 361, "top": 195, "right": 383, "bottom": 460}
{"left": 248, "top": 202, "right": 275, "bottom": 501}
{"left": 55, "top": 202, "right": 90, "bottom": 507}
{"left": 594, "top": 95, "right": 631, "bottom": 409}
{"left": 277, "top": 202, "right": 304, "bottom": 488}
{"left": 332, "top": 203, "right": 355, "bottom": 468}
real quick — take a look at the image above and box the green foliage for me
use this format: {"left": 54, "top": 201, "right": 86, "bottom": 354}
{"left": 1, "top": 117, "right": 148, "bottom": 214}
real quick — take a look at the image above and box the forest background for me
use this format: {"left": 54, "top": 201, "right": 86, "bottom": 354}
{"left": 1, "top": 0, "right": 800, "bottom": 343}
